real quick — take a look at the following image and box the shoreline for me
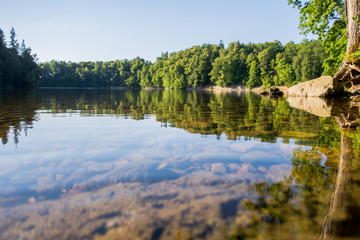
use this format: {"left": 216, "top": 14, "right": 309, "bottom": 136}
{"left": 37, "top": 85, "right": 290, "bottom": 96}
{"left": 190, "top": 84, "right": 289, "bottom": 96}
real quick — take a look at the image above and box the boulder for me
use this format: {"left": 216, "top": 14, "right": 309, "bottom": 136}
{"left": 287, "top": 76, "right": 343, "bottom": 97}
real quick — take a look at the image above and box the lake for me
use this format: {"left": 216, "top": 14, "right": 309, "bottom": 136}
{"left": 0, "top": 89, "right": 359, "bottom": 240}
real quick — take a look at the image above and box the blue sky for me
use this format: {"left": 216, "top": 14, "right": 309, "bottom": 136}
{"left": 0, "top": 0, "right": 314, "bottom": 62}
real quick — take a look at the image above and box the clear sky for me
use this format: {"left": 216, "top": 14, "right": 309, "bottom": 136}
{"left": 0, "top": 0, "right": 314, "bottom": 63}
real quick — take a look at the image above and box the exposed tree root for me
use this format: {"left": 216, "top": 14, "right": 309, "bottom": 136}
{"left": 335, "top": 61, "right": 360, "bottom": 88}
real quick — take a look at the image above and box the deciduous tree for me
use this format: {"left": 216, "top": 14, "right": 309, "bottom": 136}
{"left": 289, "top": 0, "right": 360, "bottom": 85}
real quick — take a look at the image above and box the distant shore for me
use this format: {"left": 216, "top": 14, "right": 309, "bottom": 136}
{"left": 38, "top": 86, "right": 128, "bottom": 90}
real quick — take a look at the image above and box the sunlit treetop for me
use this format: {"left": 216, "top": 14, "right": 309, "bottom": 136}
{"left": 288, "top": 0, "right": 344, "bottom": 38}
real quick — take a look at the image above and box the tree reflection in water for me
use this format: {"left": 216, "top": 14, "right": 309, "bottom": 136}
{"left": 320, "top": 118, "right": 360, "bottom": 239}
{"left": 0, "top": 89, "right": 39, "bottom": 145}
{"left": 244, "top": 97, "right": 360, "bottom": 240}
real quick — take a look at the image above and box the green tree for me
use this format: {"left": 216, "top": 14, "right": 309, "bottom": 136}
{"left": 257, "top": 41, "right": 284, "bottom": 87}
{"left": 9, "top": 27, "right": 19, "bottom": 53}
{"left": 0, "top": 28, "right": 39, "bottom": 88}
{"left": 274, "top": 53, "right": 296, "bottom": 86}
{"left": 288, "top": 0, "right": 359, "bottom": 81}
{"left": 247, "top": 59, "right": 261, "bottom": 89}
{"left": 0, "top": 29, "right": 7, "bottom": 86}
{"left": 19, "top": 40, "right": 39, "bottom": 87}
{"left": 210, "top": 54, "right": 232, "bottom": 87}
{"left": 292, "top": 40, "right": 326, "bottom": 83}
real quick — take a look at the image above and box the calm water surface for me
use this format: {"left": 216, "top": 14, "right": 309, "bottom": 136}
{"left": 0, "top": 89, "right": 359, "bottom": 240}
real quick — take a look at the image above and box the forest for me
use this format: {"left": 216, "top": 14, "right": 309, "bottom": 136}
{"left": 0, "top": 27, "right": 336, "bottom": 90}
{"left": 38, "top": 39, "right": 327, "bottom": 89}
{"left": 0, "top": 26, "right": 331, "bottom": 90}
{"left": 0, "top": 28, "right": 39, "bottom": 88}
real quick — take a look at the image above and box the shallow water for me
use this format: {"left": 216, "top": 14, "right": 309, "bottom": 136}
{"left": 0, "top": 89, "right": 359, "bottom": 240}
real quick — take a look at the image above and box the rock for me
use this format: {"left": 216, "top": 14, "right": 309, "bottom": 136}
{"left": 237, "top": 164, "right": 256, "bottom": 174}
{"left": 210, "top": 163, "right": 226, "bottom": 173}
{"left": 28, "top": 196, "right": 36, "bottom": 204}
{"left": 56, "top": 174, "right": 65, "bottom": 181}
{"left": 266, "top": 164, "right": 292, "bottom": 182}
{"left": 260, "top": 86, "right": 284, "bottom": 97}
{"left": 157, "top": 162, "right": 168, "bottom": 170}
{"left": 206, "top": 85, "right": 244, "bottom": 95}
{"left": 258, "top": 166, "right": 267, "bottom": 173}
{"left": 287, "top": 76, "right": 343, "bottom": 97}
{"left": 228, "top": 163, "right": 241, "bottom": 171}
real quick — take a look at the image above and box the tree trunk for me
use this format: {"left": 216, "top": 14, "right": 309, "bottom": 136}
{"left": 334, "top": 0, "right": 360, "bottom": 84}
{"left": 345, "top": 0, "right": 360, "bottom": 54}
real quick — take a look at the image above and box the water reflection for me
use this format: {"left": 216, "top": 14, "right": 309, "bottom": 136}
{"left": 0, "top": 90, "right": 39, "bottom": 145}
{"left": 318, "top": 125, "right": 360, "bottom": 240}
{"left": 2, "top": 89, "right": 331, "bottom": 144}
{"left": 288, "top": 96, "right": 360, "bottom": 239}
{"left": 0, "top": 89, "right": 359, "bottom": 239}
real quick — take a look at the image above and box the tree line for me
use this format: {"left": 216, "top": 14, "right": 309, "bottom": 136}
{"left": 0, "top": 28, "right": 39, "bottom": 88}
{"left": 39, "top": 39, "right": 327, "bottom": 89}
{"left": 0, "top": 27, "right": 329, "bottom": 89}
